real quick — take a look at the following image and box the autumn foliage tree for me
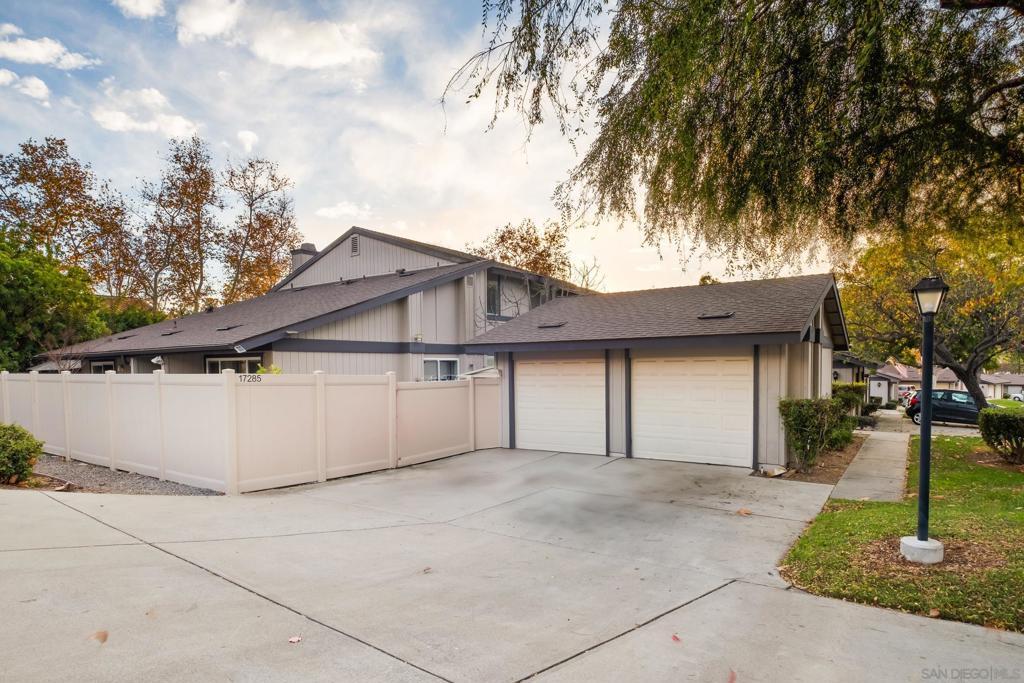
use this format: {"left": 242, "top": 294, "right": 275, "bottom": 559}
{"left": 467, "top": 219, "right": 571, "bottom": 279}
{"left": 0, "top": 138, "right": 126, "bottom": 269}
{"left": 220, "top": 158, "right": 299, "bottom": 303}
{"left": 841, "top": 224, "right": 1024, "bottom": 408}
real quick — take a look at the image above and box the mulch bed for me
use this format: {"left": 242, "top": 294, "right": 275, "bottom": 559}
{"left": 850, "top": 537, "right": 1009, "bottom": 579}
{"left": 964, "top": 447, "right": 1024, "bottom": 474}
{"left": 779, "top": 434, "right": 867, "bottom": 485}
{"left": 0, "top": 473, "right": 78, "bottom": 492}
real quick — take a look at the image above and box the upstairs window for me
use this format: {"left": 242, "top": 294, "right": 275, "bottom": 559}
{"left": 486, "top": 273, "right": 501, "bottom": 316}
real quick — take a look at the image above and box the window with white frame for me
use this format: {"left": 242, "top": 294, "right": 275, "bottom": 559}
{"left": 90, "top": 360, "right": 115, "bottom": 374}
{"left": 423, "top": 358, "right": 459, "bottom": 381}
{"left": 206, "top": 356, "right": 262, "bottom": 374}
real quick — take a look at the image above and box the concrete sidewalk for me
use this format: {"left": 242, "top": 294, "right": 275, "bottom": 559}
{"left": 3, "top": 448, "right": 1022, "bottom": 682}
{"left": 831, "top": 431, "right": 910, "bottom": 501}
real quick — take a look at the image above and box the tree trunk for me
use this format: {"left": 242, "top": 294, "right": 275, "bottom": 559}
{"left": 955, "top": 369, "right": 989, "bottom": 409}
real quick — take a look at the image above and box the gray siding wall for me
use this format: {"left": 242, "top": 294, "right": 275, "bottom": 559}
{"left": 162, "top": 352, "right": 206, "bottom": 374}
{"left": 298, "top": 301, "right": 405, "bottom": 341}
{"left": 274, "top": 351, "right": 407, "bottom": 375}
{"left": 758, "top": 344, "right": 788, "bottom": 468}
{"left": 288, "top": 234, "right": 456, "bottom": 288}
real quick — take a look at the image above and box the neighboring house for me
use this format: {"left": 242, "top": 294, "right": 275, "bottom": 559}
{"left": 833, "top": 352, "right": 876, "bottom": 385}
{"left": 870, "top": 361, "right": 1009, "bottom": 401}
{"left": 465, "top": 273, "right": 848, "bottom": 471}
{"left": 993, "top": 373, "right": 1024, "bottom": 396}
{"left": 49, "top": 226, "right": 580, "bottom": 380}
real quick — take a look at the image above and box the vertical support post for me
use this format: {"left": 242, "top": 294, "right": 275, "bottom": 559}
{"left": 105, "top": 370, "right": 116, "bottom": 471}
{"left": 917, "top": 313, "right": 935, "bottom": 542}
{"left": 752, "top": 345, "right": 760, "bottom": 470}
{"left": 507, "top": 352, "right": 516, "bottom": 449}
{"left": 314, "top": 371, "right": 327, "bottom": 482}
{"left": 60, "top": 371, "right": 72, "bottom": 461}
{"left": 624, "top": 349, "right": 633, "bottom": 458}
{"left": 1, "top": 370, "right": 10, "bottom": 424}
{"left": 386, "top": 371, "right": 398, "bottom": 468}
{"left": 223, "top": 369, "right": 240, "bottom": 495}
{"left": 29, "top": 370, "right": 40, "bottom": 436}
{"left": 154, "top": 370, "right": 166, "bottom": 480}
{"left": 467, "top": 376, "right": 476, "bottom": 453}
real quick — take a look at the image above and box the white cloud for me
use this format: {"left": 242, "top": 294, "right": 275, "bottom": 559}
{"left": 0, "top": 68, "right": 50, "bottom": 106}
{"left": 176, "top": 0, "right": 244, "bottom": 43}
{"left": 315, "top": 201, "right": 373, "bottom": 220}
{"left": 90, "top": 79, "right": 196, "bottom": 137}
{"left": 0, "top": 24, "right": 98, "bottom": 70}
{"left": 236, "top": 129, "right": 258, "bottom": 152}
{"left": 246, "top": 16, "right": 377, "bottom": 69}
{"left": 174, "top": 2, "right": 378, "bottom": 71}
{"left": 112, "top": 0, "right": 165, "bottom": 19}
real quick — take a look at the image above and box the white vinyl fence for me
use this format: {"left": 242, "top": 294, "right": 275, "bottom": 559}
{"left": 0, "top": 370, "right": 501, "bottom": 494}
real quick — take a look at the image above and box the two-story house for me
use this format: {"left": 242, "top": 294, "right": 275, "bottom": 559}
{"left": 55, "top": 226, "right": 580, "bottom": 380}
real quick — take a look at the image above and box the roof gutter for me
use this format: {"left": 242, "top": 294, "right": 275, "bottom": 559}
{"left": 465, "top": 331, "right": 803, "bottom": 354}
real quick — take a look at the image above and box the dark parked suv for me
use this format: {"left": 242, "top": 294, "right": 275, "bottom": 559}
{"left": 905, "top": 390, "right": 980, "bottom": 425}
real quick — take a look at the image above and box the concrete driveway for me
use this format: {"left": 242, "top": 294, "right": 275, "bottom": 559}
{"left": 3, "top": 449, "right": 1021, "bottom": 682}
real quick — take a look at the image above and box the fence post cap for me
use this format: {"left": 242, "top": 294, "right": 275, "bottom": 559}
{"left": 60, "top": 370, "right": 71, "bottom": 375}
{"left": 222, "top": 369, "right": 236, "bottom": 374}
{"left": 105, "top": 370, "right": 115, "bottom": 375}
{"left": 29, "top": 370, "right": 38, "bottom": 375}
{"left": 1, "top": 370, "right": 8, "bottom": 375}
{"left": 313, "top": 370, "right": 325, "bottom": 375}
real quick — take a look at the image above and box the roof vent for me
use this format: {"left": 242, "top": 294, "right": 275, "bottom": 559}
{"left": 351, "top": 234, "right": 360, "bottom": 256}
{"left": 216, "top": 324, "right": 244, "bottom": 331}
{"left": 117, "top": 333, "right": 136, "bottom": 340}
{"left": 396, "top": 268, "right": 407, "bottom": 275}
{"left": 538, "top": 321, "right": 567, "bottom": 329}
{"left": 697, "top": 311, "right": 735, "bottom": 320}
{"left": 160, "top": 330, "right": 183, "bottom": 337}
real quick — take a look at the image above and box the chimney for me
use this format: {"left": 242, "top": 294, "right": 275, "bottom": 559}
{"left": 290, "top": 243, "right": 317, "bottom": 272}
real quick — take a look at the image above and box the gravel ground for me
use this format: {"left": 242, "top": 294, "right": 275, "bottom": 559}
{"left": 33, "top": 454, "right": 221, "bottom": 496}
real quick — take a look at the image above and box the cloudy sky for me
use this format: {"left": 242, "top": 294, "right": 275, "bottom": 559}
{"left": 0, "top": 0, "right": 817, "bottom": 290}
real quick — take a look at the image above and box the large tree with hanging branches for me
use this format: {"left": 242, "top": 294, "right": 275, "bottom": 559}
{"left": 449, "top": 1, "right": 1024, "bottom": 263}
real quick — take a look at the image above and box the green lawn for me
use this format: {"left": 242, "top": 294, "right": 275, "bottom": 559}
{"left": 989, "top": 398, "right": 1024, "bottom": 410}
{"left": 782, "top": 436, "right": 1024, "bottom": 631}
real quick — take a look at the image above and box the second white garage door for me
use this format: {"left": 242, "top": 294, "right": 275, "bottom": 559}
{"left": 516, "top": 358, "right": 605, "bottom": 455}
{"left": 632, "top": 354, "right": 753, "bottom": 467}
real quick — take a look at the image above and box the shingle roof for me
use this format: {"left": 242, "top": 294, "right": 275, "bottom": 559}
{"left": 467, "top": 273, "right": 843, "bottom": 350}
{"left": 58, "top": 263, "right": 484, "bottom": 358}
{"left": 273, "top": 225, "right": 481, "bottom": 291}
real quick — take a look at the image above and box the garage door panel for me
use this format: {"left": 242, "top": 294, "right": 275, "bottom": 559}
{"left": 516, "top": 359, "right": 605, "bottom": 455}
{"left": 633, "top": 355, "right": 753, "bottom": 467}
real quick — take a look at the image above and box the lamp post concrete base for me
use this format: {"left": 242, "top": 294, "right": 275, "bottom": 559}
{"left": 900, "top": 536, "right": 944, "bottom": 564}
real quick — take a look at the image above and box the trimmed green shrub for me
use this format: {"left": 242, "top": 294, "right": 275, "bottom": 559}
{"left": 978, "top": 408, "right": 1024, "bottom": 465}
{"left": 857, "top": 415, "right": 878, "bottom": 429}
{"left": 861, "top": 402, "right": 879, "bottom": 416}
{"left": 884, "top": 400, "right": 897, "bottom": 409}
{"left": 0, "top": 423, "right": 43, "bottom": 484}
{"left": 779, "top": 398, "right": 846, "bottom": 472}
{"left": 826, "top": 415, "right": 858, "bottom": 450}
{"left": 832, "top": 382, "right": 866, "bottom": 413}
{"left": 869, "top": 396, "right": 883, "bottom": 405}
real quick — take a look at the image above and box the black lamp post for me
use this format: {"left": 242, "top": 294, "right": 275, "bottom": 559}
{"left": 901, "top": 276, "right": 949, "bottom": 564}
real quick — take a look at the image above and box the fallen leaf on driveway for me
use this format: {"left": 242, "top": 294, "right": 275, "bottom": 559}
{"left": 736, "top": 508, "right": 752, "bottom": 516}
{"left": 90, "top": 630, "right": 108, "bottom": 644}
{"left": 671, "top": 634, "right": 681, "bottom": 642}
{"left": 928, "top": 609, "right": 940, "bottom": 618}
{"left": 727, "top": 670, "right": 737, "bottom": 683}
{"left": 422, "top": 567, "right": 432, "bottom": 574}
{"left": 288, "top": 636, "right": 302, "bottom": 644}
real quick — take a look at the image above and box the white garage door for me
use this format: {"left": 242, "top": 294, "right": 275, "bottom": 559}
{"left": 632, "top": 354, "right": 753, "bottom": 467}
{"left": 516, "top": 358, "right": 605, "bottom": 455}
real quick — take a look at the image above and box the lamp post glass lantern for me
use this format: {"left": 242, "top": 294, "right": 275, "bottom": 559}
{"left": 901, "top": 276, "right": 949, "bottom": 565}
